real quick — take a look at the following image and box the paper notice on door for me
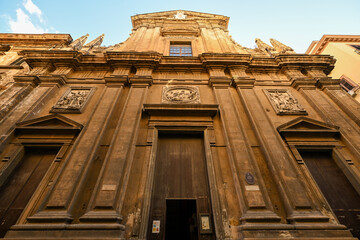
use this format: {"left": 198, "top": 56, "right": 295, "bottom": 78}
{"left": 152, "top": 220, "right": 160, "bottom": 233}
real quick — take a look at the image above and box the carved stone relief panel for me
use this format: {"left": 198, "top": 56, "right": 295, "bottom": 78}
{"left": 264, "top": 89, "right": 307, "bottom": 115}
{"left": 162, "top": 86, "right": 200, "bottom": 104}
{"left": 51, "top": 87, "right": 95, "bottom": 113}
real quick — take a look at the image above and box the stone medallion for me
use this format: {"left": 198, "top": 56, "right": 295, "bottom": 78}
{"left": 162, "top": 86, "right": 200, "bottom": 104}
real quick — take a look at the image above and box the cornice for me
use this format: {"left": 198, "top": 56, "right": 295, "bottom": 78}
{"left": 309, "top": 35, "right": 360, "bottom": 55}
{"left": 20, "top": 50, "right": 82, "bottom": 69}
{"left": 13, "top": 50, "right": 337, "bottom": 78}
{"left": 105, "top": 51, "right": 162, "bottom": 64}
{"left": 276, "top": 54, "right": 336, "bottom": 68}
{"left": 0, "top": 33, "right": 72, "bottom": 47}
{"left": 200, "top": 53, "right": 251, "bottom": 65}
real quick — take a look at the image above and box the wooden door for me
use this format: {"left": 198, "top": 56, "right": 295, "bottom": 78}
{"left": 148, "top": 132, "right": 214, "bottom": 240}
{"left": 299, "top": 150, "right": 360, "bottom": 238}
{"left": 0, "top": 147, "right": 58, "bottom": 238}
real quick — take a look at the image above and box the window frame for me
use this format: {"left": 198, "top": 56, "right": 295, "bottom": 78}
{"left": 339, "top": 75, "right": 359, "bottom": 94}
{"left": 169, "top": 42, "right": 193, "bottom": 57}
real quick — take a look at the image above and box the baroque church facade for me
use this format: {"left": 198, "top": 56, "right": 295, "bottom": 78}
{"left": 0, "top": 10, "right": 360, "bottom": 240}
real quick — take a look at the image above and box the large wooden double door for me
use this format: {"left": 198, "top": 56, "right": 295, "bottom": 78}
{"left": 300, "top": 150, "right": 360, "bottom": 238}
{"left": 148, "top": 132, "right": 215, "bottom": 240}
{"left": 0, "top": 147, "right": 58, "bottom": 238}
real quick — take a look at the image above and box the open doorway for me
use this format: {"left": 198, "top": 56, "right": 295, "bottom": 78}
{"left": 165, "top": 199, "right": 197, "bottom": 240}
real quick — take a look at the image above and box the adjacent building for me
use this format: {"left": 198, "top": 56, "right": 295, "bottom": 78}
{"left": 306, "top": 35, "right": 360, "bottom": 102}
{"left": 0, "top": 10, "right": 360, "bottom": 240}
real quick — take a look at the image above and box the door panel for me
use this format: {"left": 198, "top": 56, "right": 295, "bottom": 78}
{"left": 0, "top": 148, "right": 58, "bottom": 238}
{"left": 300, "top": 150, "right": 360, "bottom": 238}
{"left": 148, "top": 132, "right": 214, "bottom": 240}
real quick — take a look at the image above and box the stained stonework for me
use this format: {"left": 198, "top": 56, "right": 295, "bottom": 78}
{"left": 0, "top": 10, "right": 359, "bottom": 240}
{"left": 264, "top": 89, "right": 307, "bottom": 115}
{"left": 162, "top": 86, "right": 200, "bottom": 104}
{"left": 50, "top": 87, "right": 95, "bottom": 113}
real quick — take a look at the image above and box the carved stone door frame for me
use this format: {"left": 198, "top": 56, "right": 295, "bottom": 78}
{"left": 0, "top": 114, "right": 82, "bottom": 227}
{"left": 277, "top": 117, "right": 360, "bottom": 211}
{"left": 139, "top": 103, "right": 222, "bottom": 239}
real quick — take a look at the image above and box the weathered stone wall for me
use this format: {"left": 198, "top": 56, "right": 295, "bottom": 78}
{"left": 0, "top": 10, "right": 359, "bottom": 240}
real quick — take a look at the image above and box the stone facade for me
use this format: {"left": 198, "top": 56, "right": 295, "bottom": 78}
{"left": 0, "top": 10, "right": 359, "bottom": 240}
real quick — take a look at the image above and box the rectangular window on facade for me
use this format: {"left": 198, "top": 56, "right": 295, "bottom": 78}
{"left": 169, "top": 42, "right": 192, "bottom": 56}
{"left": 340, "top": 75, "right": 359, "bottom": 96}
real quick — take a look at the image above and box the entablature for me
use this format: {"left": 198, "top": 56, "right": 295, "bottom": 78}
{"left": 15, "top": 50, "right": 336, "bottom": 85}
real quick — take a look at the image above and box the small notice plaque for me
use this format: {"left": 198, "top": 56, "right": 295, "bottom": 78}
{"left": 245, "top": 185, "right": 260, "bottom": 191}
{"left": 199, "top": 214, "right": 212, "bottom": 234}
{"left": 101, "top": 184, "right": 116, "bottom": 191}
{"left": 152, "top": 220, "right": 160, "bottom": 233}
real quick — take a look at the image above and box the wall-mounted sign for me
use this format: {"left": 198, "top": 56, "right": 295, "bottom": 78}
{"left": 245, "top": 172, "right": 255, "bottom": 185}
{"left": 199, "top": 214, "right": 212, "bottom": 234}
{"left": 152, "top": 220, "right": 160, "bottom": 233}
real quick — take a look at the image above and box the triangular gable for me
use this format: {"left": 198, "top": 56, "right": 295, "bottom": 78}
{"left": 277, "top": 117, "right": 339, "bottom": 140}
{"left": 277, "top": 117, "right": 339, "bottom": 132}
{"left": 16, "top": 114, "right": 83, "bottom": 130}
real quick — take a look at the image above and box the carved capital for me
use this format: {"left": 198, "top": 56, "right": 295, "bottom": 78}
{"left": 38, "top": 75, "right": 66, "bottom": 87}
{"left": 105, "top": 76, "right": 128, "bottom": 87}
{"left": 209, "top": 77, "right": 231, "bottom": 88}
{"left": 291, "top": 78, "right": 317, "bottom": 90}
{"left": 232, "top": 78, "right": 255, "bottom": 89}
{"left": 316, "top": 78, "right": 341, "bottom": 90}
{"left": 13, "top": 75, "right": 39, "bottom": 86}
{"left": 129, "top": 76, "right": 152, "bottom": 87}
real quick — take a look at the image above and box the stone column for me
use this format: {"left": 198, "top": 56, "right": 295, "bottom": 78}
{"left": 80, "top": 68, "right": 152, "bottom": 224}
{"left": 232, "top": 67, "right": 329, "bottom": 224}
{"left": 208, "top": 66, "right": 281, "bottom": 224}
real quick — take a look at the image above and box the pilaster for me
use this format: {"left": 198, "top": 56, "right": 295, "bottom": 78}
{"left": 0, "top": 76, "right": 57, "bottom": 152}
{"left": 79, "top": 69, "right": 152, "bottom": 226}
{"left": 294, "top": 78, "right": 360, "bottom": 160}
{"left": 317, "top": 79, "right": 360, "bottom": 127}
{"left": 209, "top": 65, "right": 281, "bottom": 224}
{"left": 233, "top": 78, "right": 332, "bottom": 225}
{"left": 22, "top": 86, "right": 124, "bottom": 227}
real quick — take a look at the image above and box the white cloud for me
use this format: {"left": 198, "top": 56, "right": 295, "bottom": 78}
{"left": 7, "top": 0, "right": 57, "bottom": 34}
{"left": 9, "top": 8, "right": 45, "bottom": 33}
{"left": 23, "top": 0, "right": 43, "bottom": 23}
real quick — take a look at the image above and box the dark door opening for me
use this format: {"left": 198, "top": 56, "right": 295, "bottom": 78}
{"left": 0, "top": 147, "right": 59, "bottom": 238}
{"left": 165, "top": 199, "right": 198, "bottom": 240}
{"left": 148, "top": 132, "right": 214, "bottom": 240}
{"left": 299, "top": 150, "right": 360, "bottom": 238}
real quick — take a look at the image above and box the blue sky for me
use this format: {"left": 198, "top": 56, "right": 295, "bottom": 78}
{"left": 0, "top": 0, "right": 359, "bottom": 53}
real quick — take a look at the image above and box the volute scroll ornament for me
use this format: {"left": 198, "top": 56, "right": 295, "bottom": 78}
{"left": 162, "top": 86, "right": 200, "bottom": 104}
